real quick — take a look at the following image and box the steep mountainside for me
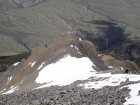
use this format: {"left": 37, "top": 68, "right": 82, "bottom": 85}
{"left": 0, "top": 32, "right": 140, "bottom": 105}
{"left": 0, "top": 0, "right": 140, "bottom": 57}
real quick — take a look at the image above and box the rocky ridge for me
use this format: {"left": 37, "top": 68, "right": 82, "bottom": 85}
{"left": 0, "top": 32, "right": 107, "bottom": 94}
{"left": 0, "top": 32, "right": 140, "bottom": 105}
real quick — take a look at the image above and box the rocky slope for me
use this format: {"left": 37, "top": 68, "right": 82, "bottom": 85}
{"left": 0, "top": 32, "right": 140, "bottom": 105}
{"left": 0, "top": 81, "right": 138, "bottom": 105}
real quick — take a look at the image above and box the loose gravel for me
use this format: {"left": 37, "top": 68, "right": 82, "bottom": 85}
{"left": 1, "top": 80, "right": 139, "bottom": 105}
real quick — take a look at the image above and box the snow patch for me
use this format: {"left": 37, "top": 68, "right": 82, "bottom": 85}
{"left": 34, "top": 55, "right": 140, "bottom": 90}
{"left": 10, "top": 86, "right": 14, "bottom": 89}
{"left": 92, "top": 63, "right": 96, "bottom": 67}
{"left": 0, "top": 89, "right": 6, "bottom": 93}
{"left": 79, "top": 74, "right": 140, "bottom": 89}
{"left": 70, "top": 44, "right": 73, "bottom": 47}
{"left": 2, "top": 86, "right": 19, "bottom": 94}
{"left": 37, "top": 62, "right": 45, "bottom": 70}
{"left": 29, "top": 61, "right": 36, "bottom": 67}
{"left": 108, "top": 66, "right": 113, "bottom": 68}
{"left": 13, "top": 62, "right": 20, "bottom": 66}
{"left": 98, "top": 55, "right": 101, "bottom": 57}
{"left": 119, "top": 67, "right": 124, "bottom": 71}
{"left": 8, "top": 76, "right": 12, "bottom": 81}
{"left": 74, "top": 45, "right": 82, "bottom": 55}
{"left": 70, "top": 44, "right": 82, "bottom": 55}
{"left": 34, "top": 55, "right": 96, "bottom": 89}
{"left": 123, "top": 83, "right": 140, "bottom": 105}
{"left": 79, "top": 38, "right": 82, "bottom": 41}
{"left": 7, "top": 76, "right": 12, "bottom": 85}
{"left": 20, "top": 77, "right": 26, "bottom": 84}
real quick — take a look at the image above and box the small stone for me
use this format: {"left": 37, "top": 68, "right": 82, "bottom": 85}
{"left": 49, "top": 97, "right": 54, "bottom": 101}
{"left": 110, "top": 99, "right": 114, "bottom": 104}
{"left": 121, "top": 99, "right": 126, "bottom": 103}
{"left": 121, "top": 96, "right": 125, "bottom": 99}
{"left": 107, "top": 103, "right": 110, "bottom": 105}
{"left": 108, "top": 95, "right": 112, "bottom": 98}
{"left": 138, "top": 90, "right": 140, "bottom": 96}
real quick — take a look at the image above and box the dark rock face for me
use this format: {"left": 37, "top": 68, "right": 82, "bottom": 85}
{"left": 80, "top": 19, "right": 140, "bottom": 68}
{"left": 81, "top": 20, "right": 127, "bottom": 51}
{"left": 124, "top": 44, "right": 140, "bottom": 67}
{"left": 109, "top": 43, "right": 140, "bottom": 67}
{"left": 0, "top": 64, "right": 9, "bottom": 72}
{"left": 138, "top": 90, "right": 140, "bottom": 96}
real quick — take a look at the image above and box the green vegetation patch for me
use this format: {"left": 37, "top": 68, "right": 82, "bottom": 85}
{"left": 99, "top": 50, "right": 127, "bottom": 61}
{"left": 0, "top": 52, "right": 30, "bottom": 72}
{"left": 0, "top": 52, "right": 30, "bottom": 65}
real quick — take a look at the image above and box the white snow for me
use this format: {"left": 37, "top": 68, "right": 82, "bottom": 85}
{"left": 6, "top": 76, "right": 12, "bottom": 85}
{"left": 79, "top": 73, "right": 140, "bottom": 89}
{"left": 9, "top": 76, "right": 12, "bottom": 80}
{"left": 2, "top": 86, "right": 19, "bottom": 94}
{"left": 92, "top": 63, "right": 96, "bottom": 67}
{"left": 20, "top": 77, "right": 26, "bottom": 84}
{"left": 98, "top": 55, "right": 101, "bottom": 57}
{"left": 74, "top": 45, "right": 82, "bottom": 55}
{"left": 29, "top": 61, "right": 36, "bottom": 67}
{"left": 70, "top": 44, "right": 82, "bottom": 55}
{"left": 119, "top": 67, "right": 124, "bottom": 71}
{"left": 70, "top": 44, "right": 74, "bottom": 47}
{"left": 13, "top": 62, "right": 20, "bottom": 66}
{"left": 34, "top": 55, "right": 96, "bottom": 89}
{"left": 31, "top": 61, "right": 36, "bottom": 67}
{"left": 108, "top": 66, "right": 113, "bottom": 68}
{"left": 123, "top": 83, "right": 140, "bottom": 105}
{"left": 37, "top": 62, "right": 45, "bottom": 70}
{"left": 79, "top": 38, "right": 82, "bottom": 41}
{"left": 8, "top": 76, "right": 12, "bottom": 81}
{"left": 0, "top": 89, "right": 6, "bottom": 93}
{"left": 74, "top": 45, "right": 78, "bottom": 50}
{"left": 10, "top": 86, "right": 14, "bottom": 89}
{"left": 34, "top": 55, "right": 140, "bottom": 90}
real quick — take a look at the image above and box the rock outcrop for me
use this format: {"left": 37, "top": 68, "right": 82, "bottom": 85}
{"left": 102, "top": 55, "right": 140, "bottom": 74}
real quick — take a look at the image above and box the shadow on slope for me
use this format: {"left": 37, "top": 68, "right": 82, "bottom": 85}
{"left": 80, "top": 20, "right": 128, "bottom": 50}
{"left": 79, "top": 20, "right": 140, "bottom": 67}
